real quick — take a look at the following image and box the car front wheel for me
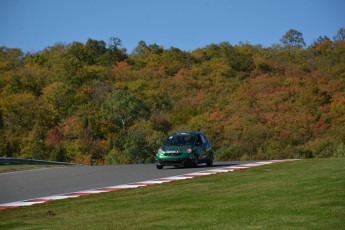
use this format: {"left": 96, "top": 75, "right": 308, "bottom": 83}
{"left": 192, "top": 155, "right": 199, "bottom": 168}
{"left": 206, "top": 153, "right": 213, "bottom": 166}
{"left": 156, "top": 164, "right": 163, "bottom": 169}
{"left": 206, "top": 156, "right": 213, "bottom": 166}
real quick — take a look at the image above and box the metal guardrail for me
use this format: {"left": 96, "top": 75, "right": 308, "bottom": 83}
{"left": 0, "top": 157, "right": 80, "bottom": 166}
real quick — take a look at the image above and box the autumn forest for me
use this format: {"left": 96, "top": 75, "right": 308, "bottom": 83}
{"left": 1, "top": 28, "right": 345, "bottom": 164}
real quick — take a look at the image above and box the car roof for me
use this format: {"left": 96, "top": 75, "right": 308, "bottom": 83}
{"left": 170, "top": 132, "right": 203, "bottom": 136}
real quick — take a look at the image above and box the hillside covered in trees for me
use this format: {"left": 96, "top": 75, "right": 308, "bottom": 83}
{"left": 1, "top": 29, "right": 345, "bottom": 164}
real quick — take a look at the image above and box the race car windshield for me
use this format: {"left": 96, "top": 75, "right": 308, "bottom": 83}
{"left": 164, "top": 135, "right": 196, "bottom": 146}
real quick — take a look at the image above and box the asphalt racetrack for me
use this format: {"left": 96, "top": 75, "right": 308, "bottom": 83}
{"left": 0, "top": 161, "right": 252, "bottom": 204}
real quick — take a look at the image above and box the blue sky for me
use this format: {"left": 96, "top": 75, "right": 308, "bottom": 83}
{"left": 1, "top": 0, "right": 344, "bottom": 53}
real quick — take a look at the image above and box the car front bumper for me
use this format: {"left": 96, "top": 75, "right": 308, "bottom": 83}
{"left": 155, "top": 153, "right": 194, "bottom": 167}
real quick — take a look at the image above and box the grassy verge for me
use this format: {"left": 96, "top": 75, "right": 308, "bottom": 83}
{"left": 1, "top": 159, "right": 344, "bottom": 229}
{"left": 0, "top": 165, "right": 58, "bottom": 173}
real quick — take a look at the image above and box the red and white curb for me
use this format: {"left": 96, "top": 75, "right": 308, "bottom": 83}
{"left": 0, "top": 160, "right": 296, "bottom": 211}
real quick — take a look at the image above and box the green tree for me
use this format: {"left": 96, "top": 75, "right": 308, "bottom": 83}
{"left": 105, "top": 147, "right": 129, "bottom": 165}
{"left": 123, "top": 129, "right": 147, "bottom": 163}
{"left": 108, "top": 36, "right": 128, "bottom": 62}
{"left": 0, "top": 92, "right": 39, "bottom": 131}
{"left": 24, "top": 52, "right": 47, "bottom": 67}
{"left": 311, "top": 36, "right": 333, "bottom": 54}
{"left": 42, "top": 82, "right": 76, "bottom": 118}
{"left": 84, "top": 39, "right": 107, "bottom": 65}
{"left": 67, "top": 42, "right": 86, "bottom": 62}
{"left": 0, "top": 47, "right": 24, "bottom": 71}
{"left": 0, "top": 111, "right": 5, "bottom": 156}
{"left": 0, "top": 92, "right": 42, "bottom": 157}
{"left": 19, "top": 68, "right": 47, "bottom": 97}
{"left": 101, "top": 90, "right": 148, "bottom": 131}
{"left": 333, "top": 27, "right": 345, "bottom": 41}
{"left": 280, "top": 29, "right": 306, "bottom": 51}
{"left": 20, "top": 124, "right": 46, "bottom": 159}
{"left": 132, "top": 40, "right": 148, "bottom": 56}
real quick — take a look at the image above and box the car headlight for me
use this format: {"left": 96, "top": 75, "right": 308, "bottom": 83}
{"left": 186, "top": 148, "right": 192, "bottom": 154}
{"left": 158, "top": 148, "right": 164, "bottom": 154}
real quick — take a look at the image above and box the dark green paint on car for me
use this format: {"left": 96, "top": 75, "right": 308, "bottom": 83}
{"left": 155, "top": 132, "right": 213, "bottom": 169}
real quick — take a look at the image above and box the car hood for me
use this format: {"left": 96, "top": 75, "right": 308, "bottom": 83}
{"left": 162, "top": 145, "right": 192, "bottom": 153}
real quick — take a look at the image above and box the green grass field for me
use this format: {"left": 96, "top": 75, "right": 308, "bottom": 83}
{"left": 1, "top": 159, "right": 344, "bottom": 229}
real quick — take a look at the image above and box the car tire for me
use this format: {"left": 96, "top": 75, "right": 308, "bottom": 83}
{"left": 192, "top": 155, "right": 199, "bottom": 168}
{"left": 156, "top": 164, "right": 163, "bottom": 169}
{"left": 206, "top": 153, "right": 213, "bottom": 167}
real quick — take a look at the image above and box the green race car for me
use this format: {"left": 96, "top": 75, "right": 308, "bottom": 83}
{"left": 155, "top": 132, "right": 213, "bottom": 169}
